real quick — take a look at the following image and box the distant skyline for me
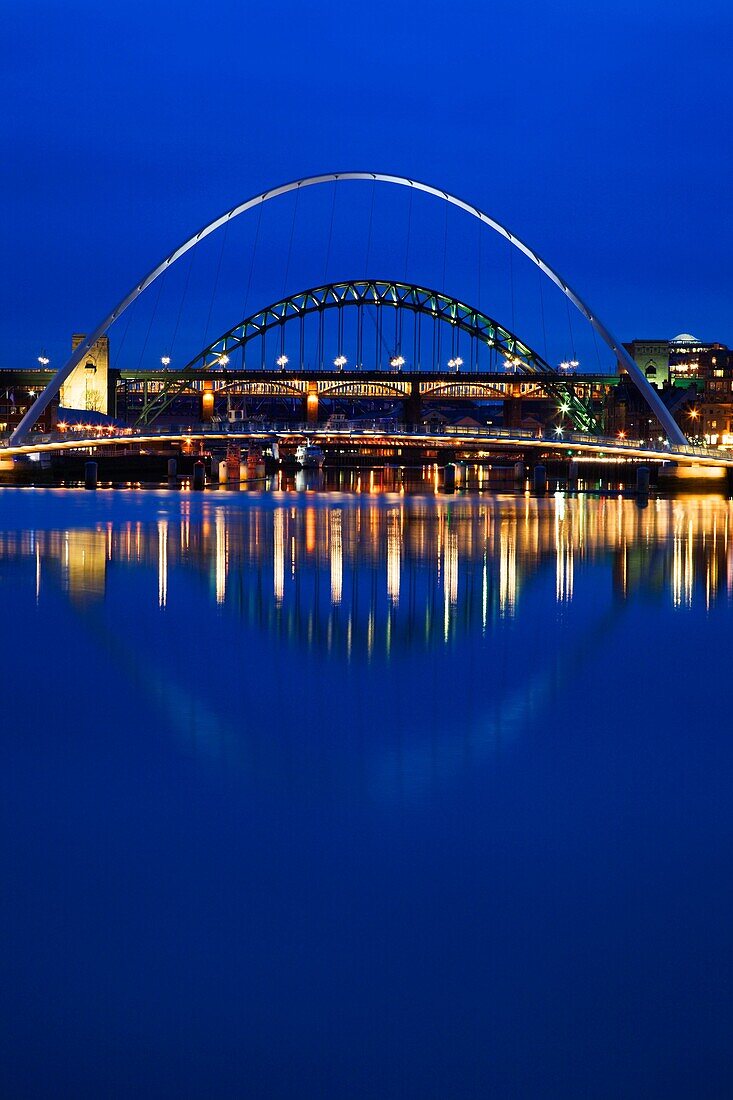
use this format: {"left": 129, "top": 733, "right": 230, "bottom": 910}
{"left": 1, "top": 0, "right": 731, "bottom": 367}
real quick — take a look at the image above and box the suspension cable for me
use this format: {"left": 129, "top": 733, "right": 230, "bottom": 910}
{"left": 403, "top": 186, "right": 413, "bottom": 283}
{"left": 565, "top": 293, "right": 577, "bottom": 362}
{"left": 169, "top": 246, "right": 195, "bottom": 361}
{"left": 241, "top": 200, "right": 264, "bottom": 323}
{"left": 282, "top": 185, "right": 300, "bottom": 297}
{"left": 203, "top": 218, "right": 229, "bottom": 348}
{"left": 323, "top": 181, "right": 337, "bottom": 284}
{"left": 365, "top": 179, "right": 376, "bottom": 276}
{"left": 509, "top": 236, "right": 515, "bottom": 334}
{"left": 112, "top": 308, "right": 133, "bottom": 371}
{"left": 538, "top": 264, "right": 548, "bottom": 361}
{"left": 137, "top": 265, "right": 167, "bottom": 371}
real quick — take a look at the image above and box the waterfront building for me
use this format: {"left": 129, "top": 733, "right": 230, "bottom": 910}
{"left": 61, "top": 335, "right": 111, "bottom": 414}
{"left": 620, "top": 334, "right": 733, "bottom": 443}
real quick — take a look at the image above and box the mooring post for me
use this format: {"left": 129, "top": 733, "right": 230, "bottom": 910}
{"left": 192, "top": 461, "right": 205, "bottom": 491}
{"left": 533, "top": 464, "right": 547, "bottom": 493}
{"left": 568, "top": 460, "right": 579, "bottom": 488}
{"left": 444, "top": 463, "right": 456, "bottom": 492}
{"left": 636, "top": 465, "right": 650, "bottom": 494}
{"left": 167, "top": 458, "right": 177, "bottom": 480}
{"left": 84, "top": 460, "right": 98, "bottom": 490}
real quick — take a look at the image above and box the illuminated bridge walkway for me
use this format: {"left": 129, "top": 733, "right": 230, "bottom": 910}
{"left": 3, "top": 422, "right": 732, "bottom": 469}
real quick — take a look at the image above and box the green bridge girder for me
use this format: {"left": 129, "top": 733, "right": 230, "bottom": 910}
{"left": 129, "top": 279, "right": 607, "bottom": 431}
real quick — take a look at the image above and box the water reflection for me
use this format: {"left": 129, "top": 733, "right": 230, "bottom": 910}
{"left": 1, "top": 494, "right": 733, "bottom": 643}
{"left": 5, "top": 488, "right": 733, "bottom": 1098}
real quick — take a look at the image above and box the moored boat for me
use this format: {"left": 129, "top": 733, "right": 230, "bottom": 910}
{"left": 295, "top": 442, "right": 325, "bottom": 469}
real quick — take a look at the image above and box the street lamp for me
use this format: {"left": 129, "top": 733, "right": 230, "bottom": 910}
{"left": 161, "top": 355, "right": 171, "bottom": 367}
{"left": 276, "top": 355, "right": 289, "bottom": 369}
{"left": 37, "top": 354, "right": 50, "bottom": 366}
{"left": 218, "top": 354, "right": 230, "bottom": 366}
{"left": 447, "top": 356, "right": 463, "bottom": 372}
{"left": 390, "top": 355, "right": 405, "bottom": 370}
{"left": 334, "top": 355, "right": 347, "bottom": 370}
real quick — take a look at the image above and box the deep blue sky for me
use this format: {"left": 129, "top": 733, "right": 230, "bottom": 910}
{"left": 1, "top": 0, "right": 731, "bottom": 368}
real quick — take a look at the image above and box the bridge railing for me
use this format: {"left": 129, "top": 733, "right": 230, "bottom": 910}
{"left": 4, "top": 420, "right": 732, "bottom": 464}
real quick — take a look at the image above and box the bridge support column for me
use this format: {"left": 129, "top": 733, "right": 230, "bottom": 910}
{"left": 84, "top": 461, "right": 98, "bottom": 490}
{"left": 636, "top": 465, "right": 650, "bottom": 493}
{"left": 658, "top": 461, "right": 727, "bottom": 486}
{"left": 404, "top": 381, "right": 422, "bottom": 427}
{"left": 305, "top": 382, "right": 319, "bottom": 425}
{"left": 201, "top": 381, "right": 214, "bottom": 423}
{"left": 504, "top": 395, "right": 522, "bottom": 429}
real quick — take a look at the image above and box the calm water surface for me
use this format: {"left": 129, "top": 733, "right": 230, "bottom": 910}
{"left": 2, "top": 486, "right": 733, "bottom": 1098}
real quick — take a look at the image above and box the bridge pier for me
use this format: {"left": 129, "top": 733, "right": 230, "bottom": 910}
{"left": 568, "top": 460, "right": 579, "bottom": 488}
{"left": 504, "top": 395, "right": 522, "bottom": 429}
{"left": 532, "top": 464, "right": 547, "bottom": 493}
{"left": 658, "top": 461, "right": 727, "bottom": 486}
{"left": 305, "top": 382, "right": 319, "bottom": 425}
{"left": 201, "top": 381, "right": 214, "bottom": 423}
{"left": 404, "top": 381, "right": 422, "bottom": 427}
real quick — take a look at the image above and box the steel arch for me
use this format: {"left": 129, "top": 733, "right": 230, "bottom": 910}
{"left": 10, "top": 171, "right": 686, "bottom": 445}
{"left": 135, "top": 278, "right": 599, "bottom": 431}
{"left": 186, "top": 278, "right": 551, "bottom": 373}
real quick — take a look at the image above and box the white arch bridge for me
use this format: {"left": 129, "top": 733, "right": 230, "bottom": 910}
{"left": 4, "top": 423, "right": 732, "bottom": 472}
{"left": 11, "top": 171, "right": 700, "bottom": 449}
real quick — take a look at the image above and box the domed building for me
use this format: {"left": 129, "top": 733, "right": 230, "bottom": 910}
{"left": 620, "top": 334, "right": 733, "bottom": 445}
{"left": 670, "top": 333, "right": 701, "bottom": 345}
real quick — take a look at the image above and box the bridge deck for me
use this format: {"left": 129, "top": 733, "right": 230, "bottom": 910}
{"left": 1, "top": 424, "right": 731, "bottom": 468}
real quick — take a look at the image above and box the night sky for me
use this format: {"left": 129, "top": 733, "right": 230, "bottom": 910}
{"left": 1, "top": 0, "right": 731, "bottom": 367}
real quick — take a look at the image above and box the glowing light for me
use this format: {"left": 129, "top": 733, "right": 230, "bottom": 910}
{"left": 161, "top": 355, "right": 171, "bottom": 366}
{"left": 386, "top": 508, "right": 401, "bottom": 604}
{"left": 218, "top": 354, "right": 230, "bottom": 366}
{"left": 276, "top": 355, "right": 289, "bottom": 368}
{"left": 334, "top": 355, "right": 347, "bottom": 369}
{"left": 559, "top": 403, "right": 570, "bottom": 414}
{"left": 617, "top": 430, "right": 626, "bottom": 439}
{"left": 330, "top": 509, "right": 342, "bottom": 605}
{"left": 688, "top": 408, "right": 699, "bottom": 419}
{"left": 37, "top": 355, "right": 49, "bottom": 366}
{"left": 273, "top": 508, "right": 285, "bottom": 604}
{"left": 390, "top": 355, "right": 405, "bottom": 369}
{"left": 157, "top": 519, "right": 168, "bottom": 608}
{"left": 215, "top": 512, "right": 227, "bottom": 605}
{"left": 555, "top": 426, "right": 563, "bottom": 435}
{"left": 447, "top": 357, "right": 463, "bottom": 371}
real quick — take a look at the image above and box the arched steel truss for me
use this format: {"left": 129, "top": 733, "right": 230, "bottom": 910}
{"left": 10, "top": 171, "right": 687, "bottom": 446}
{"left": 134, "top": 279, "right": 600, "bottom": 430}
{"left": 186, "top": 279, "right": 547, "bottom": 373}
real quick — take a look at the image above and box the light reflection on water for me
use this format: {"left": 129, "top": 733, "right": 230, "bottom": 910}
{"left": 3, "top": 492, "right": 731, "bottom": 622}
{"left": 3, "top": 488, "right": 733, "bottom": 1097}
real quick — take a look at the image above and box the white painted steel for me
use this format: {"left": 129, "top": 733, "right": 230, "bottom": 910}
{"left": 11, "top": 172, "right": 687, "bottom": 446}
